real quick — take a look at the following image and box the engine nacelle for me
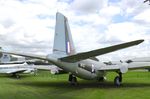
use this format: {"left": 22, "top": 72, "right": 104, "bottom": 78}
{"left": 78, "top": 63, "right": 95, "bottom": 73}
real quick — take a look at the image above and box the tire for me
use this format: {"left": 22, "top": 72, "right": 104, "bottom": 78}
{"left": 72, "top": 77, "right": 77, "bottom": 82}
{"left": 68, "top": 74, "right": 73, "bottom": 82}
{"left": 114, "top": 76, "right": 121, "bottom": 86}
{"left": 17, "top": 75, "right": 20, "bottom": 79}
{"left": 71, "top": 77, "right": 77, "bottom": 85}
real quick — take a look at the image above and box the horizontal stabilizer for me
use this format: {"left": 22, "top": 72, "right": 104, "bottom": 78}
{"left": 59, "top": 39, "right": 144, "bottom": 62}
{"left": 0, "top": 51, "right": 47, "bottom": 60}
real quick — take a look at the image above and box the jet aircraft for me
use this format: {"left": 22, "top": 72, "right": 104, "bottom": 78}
{"left": 0, "top": 47, "right": 62, "bottom": 74}
{"left": 0, "top": 12, "right": 147, "bottom": 86}
{"left": 0, "top": 62, "right": 36, "bottom": 78}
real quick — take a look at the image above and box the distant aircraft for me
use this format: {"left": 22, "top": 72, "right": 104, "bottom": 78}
{"left": 0, "top": 47, "right": 62, "bottom": 74}
{"left": 35, "top": 65, "right": 62, "bottom": 74}
{"left": 0, "top": 12, "right": 147, "bottom": 86}
{"left": 0, "top": 47, "right": 26, "bottom": 63}
{"left": 144, "top": 0, "right": 150, "bottom": 5}
{"left": 0, "top": 48, "right": 36, "bottom": 78}
{"left": 0, "top": 62, "right": 36, "bottom": 78}
{"left": 104, "top": 58, "right": 150, "bottom": 71}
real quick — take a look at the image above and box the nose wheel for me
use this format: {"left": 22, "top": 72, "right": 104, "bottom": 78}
{"left": 68, "top": 74, "right": 78, "bottom": 85}
{"left": 114, "top": 72, "right": 122, "bottom": 86}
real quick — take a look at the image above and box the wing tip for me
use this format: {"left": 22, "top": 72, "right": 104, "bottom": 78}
{"left": 136, "top": 39, "right": 144, "bottom": 44}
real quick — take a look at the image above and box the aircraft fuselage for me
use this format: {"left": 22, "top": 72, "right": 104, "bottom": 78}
{"left": 47, "top": 57, "right": 106, "bottom": 80}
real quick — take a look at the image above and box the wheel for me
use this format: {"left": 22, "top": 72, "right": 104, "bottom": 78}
{"left": 68, "top": 74, "right": 73, "bottom": 82}
{"left": 71, "top": 77, "right": 77, "bottom": 85}
{"left": 16, "top": 75, "right": 20, "bottom": 79}
{"left": 114, "top": 76, "right": 121, "bottom": 86}
{"left": 68, "top": 74, "right": 78, "bottom": 85}
{"left": 12, "top": 73, "right": 20, "bottom": 78}
{"left": 98, "top": 77, "right": 106, "bottom": 82}
{"left": 118, "top": 73, "right": 122, "bottom": 82}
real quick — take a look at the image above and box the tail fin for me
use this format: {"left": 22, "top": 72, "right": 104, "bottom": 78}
{"left": 53, "top": 12, "right": 76, "bottom": 56}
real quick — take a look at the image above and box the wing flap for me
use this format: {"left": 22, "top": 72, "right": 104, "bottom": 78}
{"left": 60, "top": 39, "right": 144, "bottom": 62}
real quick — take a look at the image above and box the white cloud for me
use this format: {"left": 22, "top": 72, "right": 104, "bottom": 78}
{"left": 0, "top": 24, "right": 7, "bottom": 35}
{"left": 99, "top": 6, "right": 121, "bottom": 17}
{"left": 0, "top": 0, "right": 150, "bottom": 61}
{"left": 118, "top": 0, "right": 144, "bottom": 15}
{"left": 105, "top": 22, "right": 145, "bottom": 41}
{"left": 133, "top": 9, "right": 150, "bottom": 23}
{"left": 71, "top": 0, "right": 108, "bottom": 14}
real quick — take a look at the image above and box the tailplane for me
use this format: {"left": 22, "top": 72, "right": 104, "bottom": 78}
{"left": 53, "top": 12, "right": 76, "bottom": 56}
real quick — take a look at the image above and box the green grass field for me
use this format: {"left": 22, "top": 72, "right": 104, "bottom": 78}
{"left": 0, "top": 71, "right": 150, "bottom": 99}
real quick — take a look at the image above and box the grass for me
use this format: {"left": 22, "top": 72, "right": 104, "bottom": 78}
{"left": 0, "top": 71, "right": 150, "bottom": 99}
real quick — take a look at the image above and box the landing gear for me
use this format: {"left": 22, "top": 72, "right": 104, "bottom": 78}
{"left": 12, "top": 73, "right": 20, "bottom": 79}
{"left": 68, "top": 74, "right": 78, "bottom": 85}
{"left": 114, "top": 72, "right": 122, "bottom": 86}
{"left": 16, "top": 75, "right": 20, "bottom": 79}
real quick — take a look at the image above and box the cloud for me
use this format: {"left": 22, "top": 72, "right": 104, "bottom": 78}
{"left": 0, "top": 0, "right": 150, "bottom": 61}
{"left": 133, "top": 9, "right": 150, "bottom": 23}
{"left": 71, "top": 0, "right": 108, "bottom": 14}
{"left": 99, "top": 6, "right": 121, "bottom": 17}
{"left": 105, "top": 22, "right": 145, "bottom": 41}
{"left": 0, "top": 0, "right": 56, "bottom": 54}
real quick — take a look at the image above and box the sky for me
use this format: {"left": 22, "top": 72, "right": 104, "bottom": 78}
{"left": 0, "top": 0, "right": 150, "bottom": 61}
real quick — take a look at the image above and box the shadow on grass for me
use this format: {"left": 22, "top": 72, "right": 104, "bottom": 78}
{"left": 10, "top": 80, "right": 150, "bottom": 89}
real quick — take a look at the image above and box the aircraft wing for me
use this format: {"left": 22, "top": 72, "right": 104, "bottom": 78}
{"left": 0, "top": 51, "right": 57, "bottom": 65}
{"left": 0, "top": 39, "right": 143, "bottom": 63}
{"left": 0, "top": 60, "right": 51, "bottom": 65}
{"left": 128, "top": 57, "right": 150, "bottom": 62}
{"left": 98, "top": 62, "right": 150, "bottom": 73}
{"left": 0, "top": 51, "right": 47, "bottom": 60}
{"left": 59, "top": 39, "right": 144, "bottom": 62}
{"left": 6, "top": 69, "right": 27, "bottom": 74}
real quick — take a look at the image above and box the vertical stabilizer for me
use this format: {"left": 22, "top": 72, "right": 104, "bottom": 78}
{"left": 53, "top": 12, "right": 76, "bottom": 56}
